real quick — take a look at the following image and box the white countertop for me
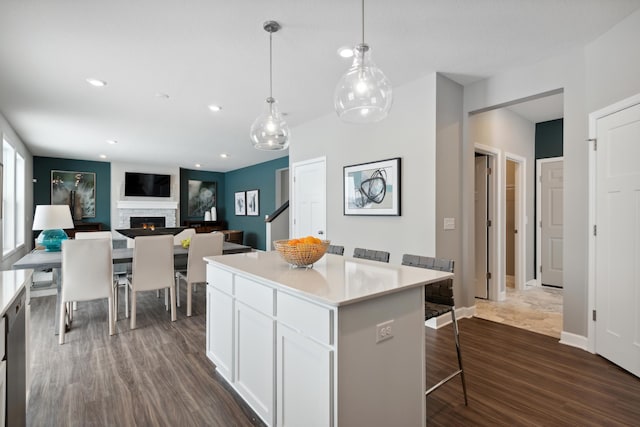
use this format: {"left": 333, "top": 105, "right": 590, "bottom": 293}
{"left": 0, "top": 269, "right": 31, "bottom": 316}
{"left": 204, "top": 251, "right": 453, "bottom": 306}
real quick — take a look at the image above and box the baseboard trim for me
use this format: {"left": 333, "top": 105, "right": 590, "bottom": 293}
{"left": 526, "top": 279, "right": 538, "bottom": 288}
{"left": 425, "top": 306, "right": 475, "bottom": 329}
{"left": 559, "top": 331, "right": 589, "bottom": 351}
{"left": 30, "top": 288, "right": 57, "bottom": 298}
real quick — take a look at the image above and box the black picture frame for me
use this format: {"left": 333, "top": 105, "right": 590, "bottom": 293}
{"left": 343, "top": 157, "right": 401, "bottom": 216}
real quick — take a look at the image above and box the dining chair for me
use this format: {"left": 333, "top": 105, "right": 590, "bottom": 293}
{"left": 401, "top": 254, "right": 468, "bottom": 406}
{"left": 327, "top": 244, "right": 345, "bottom": 256}
{"left": 175, "top": 232, "right": 224, "bottom": 316}
{"left": 127, "top": 235, "right": 176, "bottom": 329}
{"left": 59, "top": 238, "right": 115, "bottom": 344}
{"left": 353, "top": 247, "right": 390, "bottom": 263}
{"left": 171, "top": 228, "right": 197, "bottom": 307}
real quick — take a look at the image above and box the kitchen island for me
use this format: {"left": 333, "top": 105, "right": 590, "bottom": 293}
{"left": 204, "top": 251, "right": 452, "bottom": 427}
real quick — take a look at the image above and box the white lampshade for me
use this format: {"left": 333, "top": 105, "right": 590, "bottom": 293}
{"left": 32, "top": 205, "right": 75, "bottom": 230}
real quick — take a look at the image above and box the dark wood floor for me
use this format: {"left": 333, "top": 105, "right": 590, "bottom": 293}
{"left": 28, "top": 289, "right": 640, "bottom": 426}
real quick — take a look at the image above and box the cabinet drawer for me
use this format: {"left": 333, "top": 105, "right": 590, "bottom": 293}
{"left": 277, "top": 292, "right": 333, "bottom": 345}
{"left": 207, "top": 265, "right": 233, "bottom": 295}
{"left": 235, "top": 276, "right": 274, "bottom": 315}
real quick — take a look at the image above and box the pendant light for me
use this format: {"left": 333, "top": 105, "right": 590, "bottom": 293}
{"left": 334, "top": 0, "right": 392, "bottom": 123}
{"left": 250, "top": 20, "right": 290, "bottom": 151}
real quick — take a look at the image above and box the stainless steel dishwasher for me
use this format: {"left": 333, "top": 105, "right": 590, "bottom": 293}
{"left": 6, "top": 287, "right": 26, "bottom": 426}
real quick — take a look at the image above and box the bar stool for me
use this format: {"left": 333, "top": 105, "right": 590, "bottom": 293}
{"left": 327, "top": 245, "right": 345, "bottom": 256}
{"left": 402, "top": 254, "right": 468, "bottom": 406}
{"left": 353, "top": 247, "right": 390, "bottom": 263}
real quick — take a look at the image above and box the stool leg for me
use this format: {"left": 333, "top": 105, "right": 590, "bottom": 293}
{"left": 451, "top": 309, "right": 468, "bottom": 406}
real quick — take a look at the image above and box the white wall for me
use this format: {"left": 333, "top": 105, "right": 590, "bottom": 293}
{"left": 110, "top": 161, "right": 180, "bottom": 229}
{"left": 461, "top": 7, "right": 640, "bottom": 337}
{"left": 290, "top": 74, "right": 438, "bottom": 264}
{"left": 469, "top": 108, "right": 535, "bottom": 283}
{"left": 0, "top": 112, "right": 33, "bottom": 269}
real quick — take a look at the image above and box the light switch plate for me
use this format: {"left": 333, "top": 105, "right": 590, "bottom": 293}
{"left": 444, "top": 217, "right": 455, "bottom": 230}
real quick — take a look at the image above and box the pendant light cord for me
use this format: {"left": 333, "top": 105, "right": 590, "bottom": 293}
{"left": 269, "top": 31, "right": 273, "bottom": 99}
{"left": 361, "top": 0, "right": 365, "bottom": 45}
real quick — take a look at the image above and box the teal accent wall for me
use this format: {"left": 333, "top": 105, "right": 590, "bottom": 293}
{"left": 225, "top": 156, "right": 289, "bottom": 250}
{"left": 179, "top": 168, "right": 226, "bottom": 223}
{"left": 535, "top": 119, "right": 563, "bottom": 159}
{"left": 33, "top": 157, "right": 112, "bottom": 229}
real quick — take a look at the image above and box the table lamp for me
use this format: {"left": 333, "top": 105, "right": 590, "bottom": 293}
{"left": 32, "top": 205, "right": 75, "bottom": 251}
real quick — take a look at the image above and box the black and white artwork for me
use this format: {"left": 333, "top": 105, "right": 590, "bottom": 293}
{"left": 246, "top": 189, "right": 259, "bottom": 216}
{"left": 343, "top": 158, "right": 401, "bottom": 216}
{"left": 234, "top": 191, "right": 246, "bottom": 216}
{"left": 187, "top": 180, "right": 216, "bottom": 217}
{"left": 51, "top": 170, "right": 96, "bottom": 218}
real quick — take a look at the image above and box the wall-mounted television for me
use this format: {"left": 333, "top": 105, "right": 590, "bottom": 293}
{"left": 124, "top": 172, "right": 171, "bottom": 197}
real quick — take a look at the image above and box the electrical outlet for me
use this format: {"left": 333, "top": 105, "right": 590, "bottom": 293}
{"left": 376, "top": 320, "right": 394, "bottom": 343}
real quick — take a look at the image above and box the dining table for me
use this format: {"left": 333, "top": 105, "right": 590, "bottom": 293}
{"left": 12, "top": 240, "right": 253, "bottom": 334}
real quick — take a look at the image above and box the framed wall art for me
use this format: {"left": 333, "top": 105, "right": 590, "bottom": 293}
{"left": 188, "top": 180, "right": 216, "bottom": 217}
{"left": 51, "top": 170, "right": 96, "bottom": 218}
{"left": 343, "top": 157, "right": 401, "bottom": 216}
{"left": 234, "top": 191, "right": 246, "bottom": 216}
{"left": 246, "top": 189, "right": 260, "bottom": 216}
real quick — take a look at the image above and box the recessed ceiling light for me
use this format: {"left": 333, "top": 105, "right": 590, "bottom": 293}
{"left": 99, "top": 154, "right": 107, "bottom": 159}
{"left": 106, "top": 139, "right": 118, "bottom": 145}
{"left": 208, "top": 105, "right": 222, "bottom": 112}
{"left": 338, "top": 47, "right": 354, "bottom": 58}
{"left": 155, "top": 92, "right": 170, "bottom": 99}
{"left": 220, "top": 153, "right": 228, "bottom": 158}
{"left": 195, "top": 163, "right": 201, "bottom": 168}
{"left": 86, "top": 78, "right": 107, "bottom": 87}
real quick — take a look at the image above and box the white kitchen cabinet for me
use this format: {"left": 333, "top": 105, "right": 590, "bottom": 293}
{"left": 206, "top": 284, "right": 234, "bottom": 381}
{"left": 204, "top": 251, "right": 453, "bottom": 427}
{"left": 276, "top": 323, "right": 333, "bottom": 427}
{"left": 235, "top": 302, "right": 275, "bottom": 425}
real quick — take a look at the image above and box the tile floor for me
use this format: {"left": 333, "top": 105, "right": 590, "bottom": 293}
{"left": 474, "top": 284, "right": 563, "bottom": 339}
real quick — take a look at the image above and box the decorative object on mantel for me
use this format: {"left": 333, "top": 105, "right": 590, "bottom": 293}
{"left": 273, "top": 237, "right": 330, "bottom": 268}
{"left": 32, "top": 205, "right": 75, "bottom": 251}
{"left": 210, "top": 206, "right": 217, "bottom": 221}
{"left": 234, "top": 191, "right": 246, "bottom": 216}
{"left": 249, "top": 20, "right": 290, "bottom": 151}
{"left": 246, "top": 189, "right": 260, "bottom": 216}
{"left": 187, "top": 180, "right": 216, "bottom": 217}
{"left": 51, "top": 170, "right": 96, "bottom": 218}
{"left": 344, "top": 157, "right": 401, "bottom": 216}
{"left": 334, "top": 0, "right": 393, "bottom": 123}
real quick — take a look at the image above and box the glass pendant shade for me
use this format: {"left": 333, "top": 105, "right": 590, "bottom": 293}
{"left": 250, "top": 97, "right": 290, "bottom": 150}
{"left": 334, "top": 43, "right": 392, "bottom": 123}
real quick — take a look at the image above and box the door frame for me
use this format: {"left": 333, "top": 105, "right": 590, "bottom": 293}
{"left": 275, "top": 167, "right": 289, "bottom": 206}
{"left": 505, "top": 152, "right": 527, "bottom": 291}
{"left": 290, "top": 156, "right": 327, "bottom": 240}
{"left": 587, "top": 92, "right": 640, "bottom": 353}
{"left": 474, "top": 143, "right": 503, "bottom": 300}
{"left": 536, "top": 156, "right": 564, "bottom": 288}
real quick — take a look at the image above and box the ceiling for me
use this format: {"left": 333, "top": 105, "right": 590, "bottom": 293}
{"left": 0, "top": 1, "right": 638, "bottom": 172}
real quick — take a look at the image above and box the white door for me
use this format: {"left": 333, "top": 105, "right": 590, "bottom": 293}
{"left": 540, "top": 160, "right": 564, "bottom": 287}
{"left": 292, "top": 157, "right": 326, "bottom": 239}
{"left": 475, "top": 155, "right": 489, "bottom": 299}
{"left": 595, "top": 102, "right": 640, "bottom": 377}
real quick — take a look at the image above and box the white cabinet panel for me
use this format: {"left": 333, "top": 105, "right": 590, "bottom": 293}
{"left": 235, "top": 302, "right": 275, "bottom": 425}
{"left": 277, "top": 292, "right": 333, "bottom": 345}
{"left": 277, "top": 324, "right": 333, "bottom": 427}
{"left": 206, "top": 285, "right": 234, "bottom": 381}
{"left": 207, "top": 265, "right": 233, "bottom": 294}
{"left": 235, "top": 276, "right": 274, "bottom": 315}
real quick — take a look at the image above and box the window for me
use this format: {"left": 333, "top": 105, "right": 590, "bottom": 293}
{"left": 3, "top": 137, "right": 25, "bottom": 256}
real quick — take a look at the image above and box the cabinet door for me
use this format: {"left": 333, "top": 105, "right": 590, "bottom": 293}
{"left": 206, "top": 285, "right": 234, "bottom": 382}
{"left": 277, "top": 324, "right": 334, "bottom": 427}
{"left": 235, "top": 302, "right": 275, "bottom": 426}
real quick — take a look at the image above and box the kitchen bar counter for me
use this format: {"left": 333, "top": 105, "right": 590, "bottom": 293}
{"left": 205, "top": 252, "right": 452, "bottom": 427}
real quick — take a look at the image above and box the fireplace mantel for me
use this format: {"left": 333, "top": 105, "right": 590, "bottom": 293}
{"left": 116, "top": 200, "right": 178, "bottom": 210}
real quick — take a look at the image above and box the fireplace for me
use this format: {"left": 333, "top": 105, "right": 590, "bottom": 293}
{"left": 117, "top": 200, "right": 178, "bottom": 229}
{"left": 130, "top": 216, "right": 166, "bottom": 228}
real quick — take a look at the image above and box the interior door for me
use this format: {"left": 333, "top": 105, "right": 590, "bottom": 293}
{"left": 540, "top": 160, "right": 564, "bottom": 287}
{"left": 292, "top": 158, "right": 326, "bottom": 239}
{"left": 475, "top": 155, "right": 489, "bottom": 299}
{"left": 595, "top": 102, "right": 640, "bottom": 377}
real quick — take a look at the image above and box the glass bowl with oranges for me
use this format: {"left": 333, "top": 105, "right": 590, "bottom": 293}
{"left": 273, "top": 236, "right": 330, "bottom": 268}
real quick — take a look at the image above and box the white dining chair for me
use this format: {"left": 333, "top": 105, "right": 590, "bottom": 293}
{"left": 175, "top": 232, "right": 223, "bottom": 316}
{"left": 127, "top": 234, "right": 176, "bottom": 329}
{"left": 171, "top": 228, "right": 197, "bottom": 307}
{"left": 72, "top": 231, "right": 115, "bottom": 316}
{"left": 59, "top": 238, "right": 115, "bottom": 344}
